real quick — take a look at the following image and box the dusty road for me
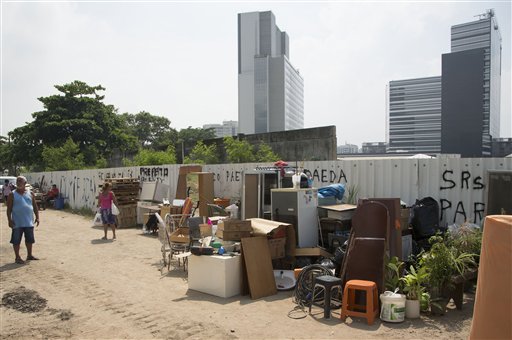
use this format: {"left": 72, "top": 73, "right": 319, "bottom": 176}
{"left": 0, "top": 206, "right": 473, "bottom": 339}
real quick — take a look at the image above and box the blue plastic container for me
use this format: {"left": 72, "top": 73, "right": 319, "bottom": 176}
{"left": 54, "top": 197, "right": 65, "bottom": 210}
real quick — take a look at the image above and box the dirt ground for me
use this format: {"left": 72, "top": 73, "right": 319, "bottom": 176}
{"left": 0, "top": 206, "right": 474, "bottom": 339}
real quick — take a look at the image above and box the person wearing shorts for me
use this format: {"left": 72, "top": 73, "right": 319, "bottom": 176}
{"left": 97, "top": 182, "right": 118, "bottom": 240}
{"left": 7, "top": 176, "right": 40, "bottom": 264}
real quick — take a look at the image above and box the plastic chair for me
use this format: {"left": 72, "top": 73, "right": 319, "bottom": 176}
{"left": 340, "top": 280, "right": 379, "bottom": 325}
{"left": 308, "top": 275, "right": 343, "bottom": 319}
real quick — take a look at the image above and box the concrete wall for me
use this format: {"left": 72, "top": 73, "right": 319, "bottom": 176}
{"left": 25, "top": 157, "right": 512, "bottom": 226}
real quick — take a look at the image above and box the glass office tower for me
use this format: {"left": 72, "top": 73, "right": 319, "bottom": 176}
{"left": 238, "top": 11, "right": 304, "bottom": 134}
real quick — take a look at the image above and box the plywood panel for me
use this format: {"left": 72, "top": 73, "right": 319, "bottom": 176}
{"left": 241, "top": 236, "right": 277, "bottom": 299}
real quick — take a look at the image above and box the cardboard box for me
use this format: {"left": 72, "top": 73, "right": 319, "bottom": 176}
{"left": 294, "top": 247, "right": 333, "bottom": 258}
{"left": 160, "top": 205, "right": 182, "bottom": 217}
{"left": 217, "top": 219, "right": 252, "bottom": 232}
{"left": 169, "top": 227, "right": 190, "bottom": 243}
{"left": 268, "top": 237, "right": 286, "bottom": 259}
{"left": 216, "top": 229, "right": 251, "bottom": 241}
{"left": 200, "top": 223, "right": 212, "bottom": 237}
{"left": 249, "top": 218, "right": 296, "bottom": 258}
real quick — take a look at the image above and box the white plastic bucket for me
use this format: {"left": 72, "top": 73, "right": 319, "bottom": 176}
{"left": 380, "top": 291, "right": 406, "bottom": 322}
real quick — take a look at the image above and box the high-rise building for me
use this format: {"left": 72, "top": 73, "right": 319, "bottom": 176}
{"left": 337, "top": 143, "right": 360, "bottom": 154}
{"left": 203, "top": 121, "right": 238, "bottom": 138}
{"left": 387, "top": 77, "right": 442, "bottom": 154}
{"left": 238, "top": 11, "right": 304, "bottom": 134}
{"left": 441, "top": 9, "right": 502, "bottom": 157}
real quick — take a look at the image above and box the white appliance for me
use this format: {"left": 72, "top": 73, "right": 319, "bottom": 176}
{"left": 271, "top": 188, "right": 318, "bottom": 248}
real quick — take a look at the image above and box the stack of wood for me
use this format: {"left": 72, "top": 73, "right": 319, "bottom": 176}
{"left": 103, "top": 178, "right": 140, "bottom": 228}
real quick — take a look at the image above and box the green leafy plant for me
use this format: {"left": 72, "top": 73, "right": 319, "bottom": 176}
{"left": 420, "top": 291, "right": 430, "bottom": 312}
{"left": 384, "top": 256, "right": 404, "bottom": 292}
{"left": 448, "top": 223, "right": 482, "bottom": 264}
{"left": 401, "top": 265, "right": 428, "bottom": 300}
{"left": 343, "top": 184, "right": 359, "bottom": 205}
{"left": 420, "top": 235, "right": 476, "bottom": 292}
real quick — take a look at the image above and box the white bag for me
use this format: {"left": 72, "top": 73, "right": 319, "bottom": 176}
{"left": 93, "top": 212, "right": 103, "bottom": 227}
{"left": 111, "top": 203, "right": 120, "bottom": 215}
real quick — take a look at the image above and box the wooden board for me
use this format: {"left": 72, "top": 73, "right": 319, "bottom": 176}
{"left": 176, "top": 165, "right": 202, "bottom": 199}
{"left": 241, "top": 237, "right": 277, "bottom": 299}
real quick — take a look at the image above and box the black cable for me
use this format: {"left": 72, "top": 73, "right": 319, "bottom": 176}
{"left": 288, "top": 264, "right": 333, "bottom": 319}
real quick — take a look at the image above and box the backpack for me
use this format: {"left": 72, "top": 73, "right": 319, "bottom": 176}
{"left": 411, "top": 197, "right": 440, "bottom": 239}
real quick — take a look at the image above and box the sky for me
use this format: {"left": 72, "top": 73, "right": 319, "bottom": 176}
{"left": 1, "top": 1, "right": 511, "bottom": 147}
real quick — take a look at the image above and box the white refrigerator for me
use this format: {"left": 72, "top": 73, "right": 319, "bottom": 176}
{"left": 271, "top": 188, "right": 318, "bottom": 248}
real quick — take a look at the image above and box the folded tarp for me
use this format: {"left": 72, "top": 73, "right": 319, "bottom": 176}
{"left": 318, "top": 183, "right": 345, "bottom": 200}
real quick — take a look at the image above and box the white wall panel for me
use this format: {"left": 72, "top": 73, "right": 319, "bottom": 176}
{"left": 25, "top": 157, "right": 512, "bottom": 225}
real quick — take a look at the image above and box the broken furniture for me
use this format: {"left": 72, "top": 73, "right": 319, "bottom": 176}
{"left": 317, "top": 204, "right": 356, "bottom": 251}
{"left": 308, "top": 275, "right": 342, "bottom": 319}
{"left": 339, "top": 201, "right": 389, "bottom": 295}
{"left": 242, "top": 170, "right": 283, "bottom": 220}
{"left": 340, "top": 280, "right": 379, "bottom": 325}
{"left": 186, "top": 172, "right": 214, "bottom": 217}
{"left": 360, "top": 198, "right": 402, "bottom": 259}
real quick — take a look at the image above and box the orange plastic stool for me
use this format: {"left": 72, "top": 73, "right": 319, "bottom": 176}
{"left": 340, "top": 280, "right": 379, "bottom": 325}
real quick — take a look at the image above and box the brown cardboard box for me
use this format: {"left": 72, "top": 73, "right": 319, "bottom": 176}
{"left": 268, "top": 237, "right": 286, "bottom": 259}
{"left": 216, "top": 229, "right": 251, "bottom": 241}
{"left": 199, "top": 224, "right": 212, "bottom": 237}
{"left": 249, "top": 218, "right": 296, "bottom": 258}
{"left": 217, "top": 219, "right": 252, "bottom": 232}
{"left": 169, "top": 227, "right": 190, "bottom": 243}
{"left": 160, "top": 205, "right": 182, "bottom": 217}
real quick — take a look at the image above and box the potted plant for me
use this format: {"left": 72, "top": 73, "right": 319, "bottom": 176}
{"left": 420, "top": 235, "right": 476, "bottom": 315}
{"left": 385, "top": 256, "right": 404, "bottom": 292}
{"left": 401, "top": 265, "right": 428, "bottom": 318}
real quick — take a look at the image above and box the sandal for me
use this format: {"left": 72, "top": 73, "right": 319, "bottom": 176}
{"left": 101, "top": 236, "right": 107, "bottom": 240}
{"left": 26, "top": 256, "right": 39, "bottom": 261}
{"left": 15, "top": 258, "right": 25, "bottom": 264}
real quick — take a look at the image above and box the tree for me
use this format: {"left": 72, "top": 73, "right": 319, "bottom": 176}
{"left": 256, "top": 141, "right": 280, "bottom": 162}
{"left": 120, "top": 111, "right": 178, "bottom": 150}
{"left": 185, "top": 141, "right": 219, "bottom": 164}
{"left": 223, "top": 136, "right": 255, "bottom": 163}
{"left": 8, "top": 81, "right": 137, "bottom": 170}
{"left": 41, "top": 138, "right": 85, "bottom": 171}
{"left": 130, "top": 145, "right": 177, "bottom": 166}
{"left": 178, "top": 126, "right": 216, "bottom": 144}
{"left": 0, "top": 136, "right": 14, "bottom": 174}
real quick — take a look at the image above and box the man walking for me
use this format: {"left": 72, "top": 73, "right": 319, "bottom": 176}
{"left": 7, "top": 176, "right": 40, "bottom": 264}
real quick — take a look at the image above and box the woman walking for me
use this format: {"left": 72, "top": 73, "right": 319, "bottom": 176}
{"left": 97, "top": 182, "right": 118, "bottom": 240}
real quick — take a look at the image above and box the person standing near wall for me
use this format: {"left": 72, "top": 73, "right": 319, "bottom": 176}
{"left": 3, "top": 179, "right": 13, "bottom": 205}
{"left": 97, "top": 182, "right": 118, "bottom": 240}
{"left": 7, "top": 176, "right": 40, "bottom": 264}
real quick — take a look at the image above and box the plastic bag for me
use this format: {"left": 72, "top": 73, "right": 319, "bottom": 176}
{"left": 111, "top": 203, "right": 120, "bottom": 215}
{"left": 93, "top": 212, "right": 103, "bottom": 227}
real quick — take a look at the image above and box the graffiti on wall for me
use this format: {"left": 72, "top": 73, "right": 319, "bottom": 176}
{"left": 439, "top": 170, "right": 485, "bottom": 224}
{"left": 139, "top": 167, "right": 168, "bottom": 182}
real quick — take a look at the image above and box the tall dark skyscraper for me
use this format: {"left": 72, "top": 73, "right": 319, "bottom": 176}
{"left": 442, "top": 9, "right": 502, "bottom": 157}
{"left": 387, "top": 9, "right": 502, "bottom": 157}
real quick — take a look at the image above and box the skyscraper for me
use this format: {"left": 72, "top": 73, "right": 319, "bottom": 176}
{"left": 387, "top": 77, "right": 442, "bottom": 154}
{"left": 442, "top": 9, "right": 502, "bottom": 156}
{"left": 238, "top": 11, "right": 304, "bottom": 134}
